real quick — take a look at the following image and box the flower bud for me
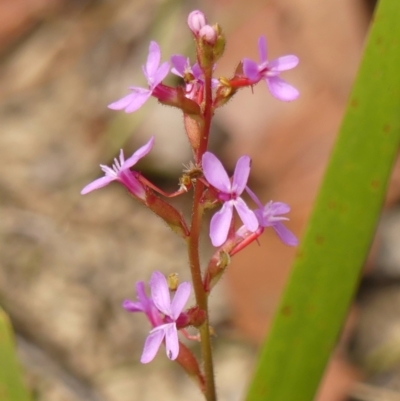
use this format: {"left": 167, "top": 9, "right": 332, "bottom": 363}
{"left": 199, "top": 25, "right": 217, "bottom": 45}
{"left": 203, "top": 250, "right": 231, "bottom": 292}
{"left": 187, "top": 10, "right": 207, "bottom": 35}
{"left": 196, "top": 24, "right": 226, "bottom": 68}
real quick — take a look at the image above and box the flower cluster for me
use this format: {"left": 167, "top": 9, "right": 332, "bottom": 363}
{"left": 202, "top": 151, "right": 298, "bottom": 247}
{"left": 81, "top": 8, "right": 299, "bottom": 381}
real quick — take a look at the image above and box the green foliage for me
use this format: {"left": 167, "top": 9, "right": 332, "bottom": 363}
{"left": 0, "top": 309, "right": 31, "bottom": 401}
{"left": 245, "top": 0, "right": 400, "bottom": 400}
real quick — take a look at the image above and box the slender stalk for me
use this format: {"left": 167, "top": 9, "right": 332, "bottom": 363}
{"left": 187, "top": 63, "right": 217, "bottom": 401}
{"left": 197, "top": 71, "right": 213, "bottom": 161}
{"left": 187, "top": 180, "right": 216, "bottom": 401}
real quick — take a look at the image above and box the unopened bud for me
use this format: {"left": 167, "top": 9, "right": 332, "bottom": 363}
{"left": 196, "top": 24, "right": 226, "bottom": 69}
{"left": 187, "top": 10, "right": 207, "bottom": 35}
{"left": 199, "top": 25, "right": 217, "bottom": 45}
{"left": 203, "top": 250, "right": 231, "bottom": 292}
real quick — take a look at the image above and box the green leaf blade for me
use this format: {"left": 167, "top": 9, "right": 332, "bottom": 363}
{"left": 0, "top": 309, "right": 31, "bottom": 401}
{"left": 246, "top": 0, "right": 400, "bottom": 400}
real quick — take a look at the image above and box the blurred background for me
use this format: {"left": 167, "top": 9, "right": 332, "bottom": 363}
{"left": 3, "top": 0, "right": 400, "bottom": 400}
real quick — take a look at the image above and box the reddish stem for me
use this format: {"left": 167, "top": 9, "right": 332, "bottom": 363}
{"left": 187, "top": 62, "right": 217, "bottom": 401}
{"left": 197, "top": 71, "right": 213, "bottom": 163}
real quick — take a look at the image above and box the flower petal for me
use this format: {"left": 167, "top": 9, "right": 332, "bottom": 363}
{"left": 136, "top": 280, "right": 164, "bottom": 327}
{"left": 151, "top": 61, "right": 170, "bottom": 88}
{"left": 272, "top": 222, "right": 298, "bottom": 246}
{"left": 266, "top": 76, "right": 299, "bottom": 101}
{"left": 122, "top": 136, "right": 155, "bottom": 169}
{"left": 245, "top": 186, "right": 263, "bottom": 209}
{"left": 150, "top": 271, "right": 172, "bottom": 316}
{"left": 234, "top": 198, "right": 259, "bottom": 231}
{"left": 232, "top": 156, "right": 251, "bottom": 195}
{"left": 135, "top": 281, "right": 151, "bottom": 307}
{"left": 269, "top": 55, "right": 299, "bottom": 72}
{"left": 144, "top": 41, "right": 161, "bottom": 79}
{"left": 202, "top": 152, "right": 231, "bottom": 193}
{"left": 164, "top": 323, "right": 179, "bottom": 360}
{"left": 257, "top": 36, "right": 267, "bottom": 63}
{"left": 210, "top": 201, "right": 233, "bottom": 246}
{"left": 266, "top": 201, "right": 291, "bottom": 216}
{"left": 170, "top": 282, "right": 191, "bottom": 320}
{"left": 108, "top": 88, "right": 151, "bottom": 113}
{"left": 122, "top": 299, "right": 145, "bottom": 312}
{"left": 81, "top": 176, "right": 114, "bottom": 195}
{"left": 140, "top": 327, "right": 165, "bottom": 363}
{"left": 108, "top": 91, "right": 138, "bottom": 110}
{"left": 192, "top": 63, "right": 202, "bottom": 79}
{"left": 242, "top": 59, "right": 260, "bottom": 82}
{"left": 124, "top": 90, "right": 152, "bottom": 113}
{"left": 170, "top": 55, "right": 187, "bottom": 77}
{"left": 117, "top": 170, "right": 145, "bottom": 199}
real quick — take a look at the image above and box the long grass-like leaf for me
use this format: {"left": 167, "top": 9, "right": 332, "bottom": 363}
{"left": 0, "top": 309, "right": 31, "bottom": 401}
{"left": 245, "top": 0, "right": 400, "bottom": 399}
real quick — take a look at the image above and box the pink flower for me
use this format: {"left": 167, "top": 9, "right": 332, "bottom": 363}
{"left": 170, "top": 55, "right": 203, "bottom": 99}
{"left": 81, "top": 136, "right": 154, "bottom": 199}
{"left": 242, "top": 36, "right": 299, "bottom": 101}
{"left": 246, "top": 186, "right": 298, "bottom": 246}
{"left": 123, "top": 271, "right": 191, "bottom": 363}
{"left": 108, "top": 42, "right": 170, "bottom": 113}
{"left": 255, "top": 201, "right": 298, "bottom": 246}
{"left": 202, "top": 152, "right": 259, "bottom": 247}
